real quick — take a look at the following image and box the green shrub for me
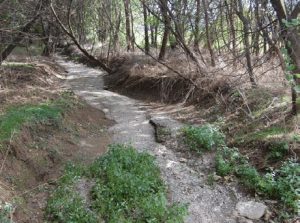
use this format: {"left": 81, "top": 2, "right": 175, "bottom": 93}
{"left": 182, "top": 124, "right": 225, "bottom": 152}
{"left": 267, "top": 141, "right": 289, "bottom": 162}
{"left": 0, "top": 104, "right": 62, "bottom": 141}
{"left": 0, "top": 202, "right": 13, "bottom": 223}
{"left": 216, "top": 146, "right": 300, "bottom": 214}
{"left": 270, "top": 160, "right": 300, "bottom": 213}
{"left": 47, "top": 145, "right": 187, "bottom": 222}
{"left": 46, "top": 164, "right": 98, "bottom": 223}
{"left": 89, "top": 145, "right": 187, "bottom": 222}
{"left": 236, "top": 164, "right": 261, "bottom": 189}
{"left": 215, "top": 147, "right": 247, "bottom": 176}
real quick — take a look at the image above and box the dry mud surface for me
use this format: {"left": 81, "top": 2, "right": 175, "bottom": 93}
{"left": 57, "top": 57, "right": 254, "bottom": 223}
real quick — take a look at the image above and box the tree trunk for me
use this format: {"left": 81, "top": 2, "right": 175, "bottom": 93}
{"left": 193, "top": 0, "right": 201, "bottom": 52}
{"left": 50, "top": 0, "right": 112, "bottom": 73}
{"left": 0, "top": 14, "right": 40, "bottom": 64}
{"left": 129, "top": 0, "right": 135, "bottom": 51}
{"left": 253, "top": 0, "right": 260, "bottom": 56}
{"left": 158, "top": 0, "right": 170, "bottom": 61}
{"left": 202, "top": 0, "right": 215, "bottom": 67}
{"left": 41, "top": 18, "right": 54, "bottom": 56}
{"left": 270, "top": 0, "right": 300, "bottom": 115}
{"left": 228, "top": 0, "right": 237, "bottom": 64}
{"left": 142, "top": 2, "right": 150, "bottom": 54}
{"left": 123, "top": 0, "right": 132, "bottom": 51}
{"left": 236, "top": 0, "right": 257, "bottom": 87}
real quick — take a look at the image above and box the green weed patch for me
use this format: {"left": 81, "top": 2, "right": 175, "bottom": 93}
{"left": 0, "top": 92, "right": 77, "bottom": 142}
{"left": 47, "top": 145, "right": 187, "bottom": 222}
{"left": 182, "top": 124, "right": 225, "bottom": 152}
{"left": 216, "top": 147, "right": 300, "bottom": 215}
{"left": 0, "top": 104, "right": 62, "bottom": 141}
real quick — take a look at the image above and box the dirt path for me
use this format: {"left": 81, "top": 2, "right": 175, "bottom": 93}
{"left": 56, "top": 57, "right": 248, "bottom": 223}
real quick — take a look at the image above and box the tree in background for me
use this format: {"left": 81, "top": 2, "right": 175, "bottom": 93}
{"left": 270, "top": 0, "right": 300, "bottom": 114}
{"left": 1, "top": 0, "right": 300, "bottom": 114}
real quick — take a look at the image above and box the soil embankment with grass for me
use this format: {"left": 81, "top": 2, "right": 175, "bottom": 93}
{"left": 0, "top": 59, "right": 112, "bottom": 222}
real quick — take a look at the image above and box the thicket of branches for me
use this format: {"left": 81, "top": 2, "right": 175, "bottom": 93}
{"left": 0, "top": 0, "right": 300, "bottom": 112}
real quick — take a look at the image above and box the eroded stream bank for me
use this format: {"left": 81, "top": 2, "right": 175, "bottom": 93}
{"left": 57, "top": 57, "right": 261, "bottom": 223}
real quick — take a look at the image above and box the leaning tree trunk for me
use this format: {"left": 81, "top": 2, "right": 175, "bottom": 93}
{"left": 50, "top": 0, "right": 112, "bottom": 73}
{"left": 0, "top": 14, "right": 40, "bottom": 64}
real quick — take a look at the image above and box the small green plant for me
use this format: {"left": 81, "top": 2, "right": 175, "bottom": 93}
{"left": 267, "top": 141, "right": 289, "bottom": 162}
{"left": 0, "top": 104, "right": 62, "bottom": 141}
{"left": 46, "top": 164, "right": 98, "bottom": 223}
{"left": 47, "top": 145, "right": 187, "bottom": 222}
{"left": 292, "top": 134, "right": 300, "bottom": 142}
{"left": 266, "top": 159, "right": 300, "bottom": 213}
{"left": 216, "top": 146, "right": 300, "bottom": 215}
{"left": 215, "top": 147, "right": 247, "bottom": 176}
{"left": 0, "top": 202, "right": 14, "bottom": 223}
{"left": 206, "top": 173, "right": 216, "bottom": 187}
{"left": 89, "top": 145, "right": 187, "bottom": 222}
{"left": 236, "top": 164, "right": 261, "bottom": 189}
{"left": 182, "top": 124, "right": 225, "bottom": 152}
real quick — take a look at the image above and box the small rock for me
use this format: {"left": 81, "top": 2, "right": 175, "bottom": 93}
{"left": 179, "top": 158, "right": 187, "bottom": 163}
{"left": 213, "top": 174, "right": 222, "bottom": 181}
{"left": 236, "top": 201, "right": 267, "bottom": 220}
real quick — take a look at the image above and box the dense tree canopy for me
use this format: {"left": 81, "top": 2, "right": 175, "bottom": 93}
{"left": 0, "top": 0, "right": 300, "bottom": 113}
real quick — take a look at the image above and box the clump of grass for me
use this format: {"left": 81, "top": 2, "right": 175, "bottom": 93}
{"left": 90, "top": 145, "right": 187, "bottom": 222}
{"left": 216, "top": 147, "right": 300, "bottom": 215}
{"left": 47, "top": 145, "right": 187, "bottom": 222}
{"left": 0, "top": 92, "right": 78, "bottom": 142}
{"left": 215, "top": 147, "right": 247, "bottom": 176}
{"left": 292, "top": 134, "right": 300, "bottom": 142}
{"left": 46, "top": 164, "right": 98, "bottom": 223}
{"left": 182, "top": 124, "right": 225, "bottom": 152}
{"left": 0, "top": 104, "right": 62, "bottom": 141}
{"left": 267, "top": 160, "right": 300, "bottom": 213}
{"left": 267, "top": 141, "right": 289, "bottom": 162}
{"left": 0, "top": 202, "right": 14, "bottom": 223}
